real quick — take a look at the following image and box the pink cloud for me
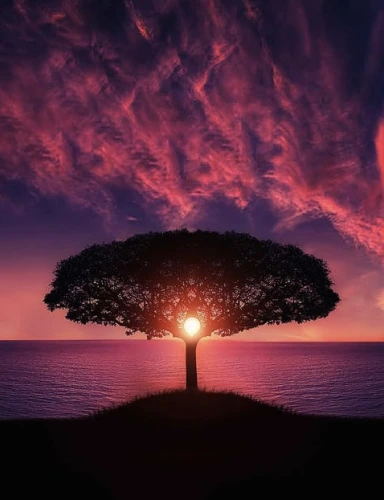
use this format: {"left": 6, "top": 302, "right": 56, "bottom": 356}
{"left": 0, "top": 0, "right": 383, "bottom": 261}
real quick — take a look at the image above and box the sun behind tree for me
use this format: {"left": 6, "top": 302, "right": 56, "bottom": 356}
{"left": 44, "top": 230, "right": 340, "bottom": 389}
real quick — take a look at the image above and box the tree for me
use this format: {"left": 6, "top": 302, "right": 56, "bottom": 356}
{"left": 44, "top": 230, "right": 340, "bottom": 389}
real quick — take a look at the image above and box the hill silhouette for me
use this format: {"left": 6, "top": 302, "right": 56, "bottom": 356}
{"left": 1, "top": 390, "right": 383, "bottom": 499}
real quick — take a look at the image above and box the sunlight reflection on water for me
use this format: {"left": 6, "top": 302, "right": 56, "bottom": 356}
{"left": 0, "top": 340, "right": 383, "bottom": 419}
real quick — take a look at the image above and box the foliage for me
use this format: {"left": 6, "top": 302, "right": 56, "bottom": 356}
{"left": 44, "top": 230, "right": 340, "bottom": 339}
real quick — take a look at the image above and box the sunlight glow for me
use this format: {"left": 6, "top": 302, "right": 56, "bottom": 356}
{"left": 184, "top": 317, "right": 201, "bottom": 337}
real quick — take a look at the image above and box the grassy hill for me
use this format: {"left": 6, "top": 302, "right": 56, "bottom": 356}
{"left": 1, "top": 390, "right": 383, "bottom": 499}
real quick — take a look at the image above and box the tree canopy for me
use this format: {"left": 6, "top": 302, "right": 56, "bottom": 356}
{"left": 44, "top": 230, "right": 340, "bottom": 340}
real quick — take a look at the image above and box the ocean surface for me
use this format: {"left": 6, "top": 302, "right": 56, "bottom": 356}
{"left": 0, "top": 340, "right": 383, "bottom": 420}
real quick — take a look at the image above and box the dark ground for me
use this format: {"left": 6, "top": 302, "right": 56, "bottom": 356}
{"left": 1, "top": 390, "right": 383, "bottom": 499}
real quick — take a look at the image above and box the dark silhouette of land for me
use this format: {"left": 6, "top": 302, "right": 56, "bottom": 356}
{"left": 1, "top": 390, "right": 382, "bottom": 499}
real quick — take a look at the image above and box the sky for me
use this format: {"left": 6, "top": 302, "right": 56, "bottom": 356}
{"left": 0, "top": 0, "right": 384, "bottom": 341}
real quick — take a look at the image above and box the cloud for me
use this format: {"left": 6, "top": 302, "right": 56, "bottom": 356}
{"left": 0, "top": 0, "right": 384, "bottom": 258}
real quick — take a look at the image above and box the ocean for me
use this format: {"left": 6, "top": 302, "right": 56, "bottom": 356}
{"left": 0, "top": 340, "right": 383, "bottom": 420}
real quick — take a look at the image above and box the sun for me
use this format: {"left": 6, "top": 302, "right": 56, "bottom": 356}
{"left": 184, "top": 317, "right": 201, "bottom": 337}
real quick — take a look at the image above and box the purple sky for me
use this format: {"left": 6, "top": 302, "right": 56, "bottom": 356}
{"left": 1, "top": 0, "right": 384, "bottom": 341}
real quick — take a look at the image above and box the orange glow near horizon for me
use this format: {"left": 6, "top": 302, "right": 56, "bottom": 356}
{"left": 184, "top": 317, "right": 201, "bottom": 337}
{"left": 0, "top": 249, "right": 384, "bottom": 342}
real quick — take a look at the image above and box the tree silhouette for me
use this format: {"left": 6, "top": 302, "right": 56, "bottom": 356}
{"left": 44, "top": 230, "right": 340, "bottom": 389}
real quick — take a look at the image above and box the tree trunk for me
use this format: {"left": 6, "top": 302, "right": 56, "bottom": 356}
{"left": 185, "top": 340, "right": 198, "bottom": 390}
